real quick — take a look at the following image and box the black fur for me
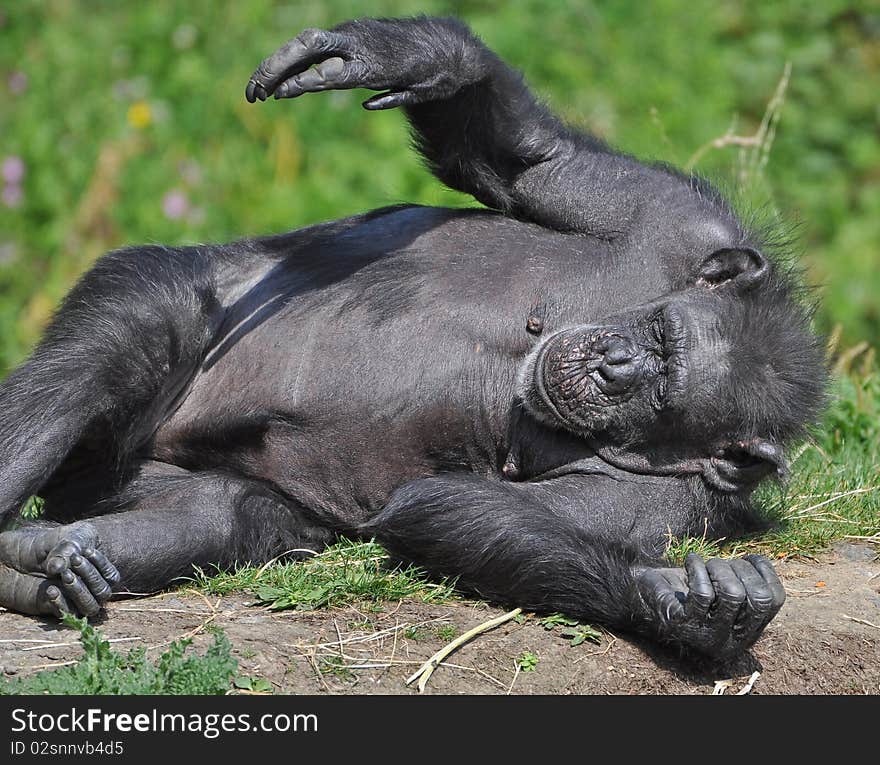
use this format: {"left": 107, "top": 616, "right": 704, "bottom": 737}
{"left": 0, "top": 17, "right": 826, "bottom": 659}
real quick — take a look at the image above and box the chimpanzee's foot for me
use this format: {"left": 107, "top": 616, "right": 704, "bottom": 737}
{"left": 246, "top": 18, "right": 484, "bottom": 109}
{"left": 634, "top": 553, "right": 786, "bottom": 660}
{"left": 0, "top": 521, "right": 120, "bottom": 617}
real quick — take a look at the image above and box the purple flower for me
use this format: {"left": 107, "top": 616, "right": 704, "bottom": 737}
{"left": 178, "top": 159, "right": 202, "bottom": 186}
{"left": 0, "top": 242, "right": 16, "bottom": 264}
{"left": 172, "top": 24, "right": 198, "bottom": 50}
{"left": 8, "top": 71, "right": 28, "bottom": 95}
{"left": 2, "top": 156, "right": 25, "bottom": 185}
{"left": 2, "top": 185, "right": 23, "bottom": 208}
{"left": 162, "top": 189, "right": 190, "bottom": 220}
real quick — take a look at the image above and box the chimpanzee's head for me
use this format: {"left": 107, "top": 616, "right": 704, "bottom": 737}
{"left": 517, "top": 248, "right": 827, "bottom": 493}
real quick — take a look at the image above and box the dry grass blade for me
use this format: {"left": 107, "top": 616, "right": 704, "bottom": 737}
{"left": 685, "top": 61, "right": 791, "bottom": 185}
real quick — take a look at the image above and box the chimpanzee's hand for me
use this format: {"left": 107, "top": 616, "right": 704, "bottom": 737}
{"left": 633, "top": 553, "right": 785, "bottom": 660}
{"left": 246, "top": 17, "right": 489, "bottom": 110}
{"left": 0, "top": 521, "right": 120, "bottom": 618}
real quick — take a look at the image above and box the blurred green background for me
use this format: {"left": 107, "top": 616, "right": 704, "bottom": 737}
{"left": 1, "top": 0, "right": 878, "bottom": 376}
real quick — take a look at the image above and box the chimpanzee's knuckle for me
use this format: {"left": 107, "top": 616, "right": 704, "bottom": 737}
{"left": 748, "top": 586, "right": 774, "bottom": 613}
{"left": 297, "top": 28, "right": 328, "bottom": 49}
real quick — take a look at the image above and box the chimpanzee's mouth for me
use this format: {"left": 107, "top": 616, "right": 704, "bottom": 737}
{"left": 537, "top": 327, "right": 640, "bottom": 429}
{"left": 534, "top": 308, "right": 687, "bottom": 431}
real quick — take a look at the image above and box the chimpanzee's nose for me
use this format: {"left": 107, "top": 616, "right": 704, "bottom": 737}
{"left": 597, "top": 335, "right": 640, "bottom": 392}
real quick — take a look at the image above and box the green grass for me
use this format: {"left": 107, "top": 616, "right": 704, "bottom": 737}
{"left": 0, "top": 614, "right": 237, "bottom": 695}
{"left": 1, "top": 1, "right": 878, "bottom": 375}
{"left": 191, "top": 538, "right": 457, "bottom": 611}
{"left": 665, "top": 357, "right": 880, "bottom": 564}
{"left": 754, "top": 362, "right": 880, "bottom": 557}
{"left": 1, "top": 0, "right": 877, "bottom": 648}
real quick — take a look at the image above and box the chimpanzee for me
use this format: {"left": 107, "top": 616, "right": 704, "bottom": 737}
{"left": 0, "top": 17, "right": 826, "bottom": 660}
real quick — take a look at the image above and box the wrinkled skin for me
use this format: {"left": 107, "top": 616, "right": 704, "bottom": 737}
{"left": 0, "top": 17, "right": 826, "bottom": 661}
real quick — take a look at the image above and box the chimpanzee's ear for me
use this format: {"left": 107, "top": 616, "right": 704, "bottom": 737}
{"left": 695, "top": 248, "right": 768, "bottom": 289}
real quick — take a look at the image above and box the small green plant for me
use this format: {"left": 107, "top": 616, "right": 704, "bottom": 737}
{"left": 404, "top": 626, "right": 426, "bottom": 641}
{"left": 435, "top": 624, "right": 457, "bottom": 641}
{"left": 516, "top": 651, "right": 538, "bottom": 673}
{"left": 0, "top": 614, "right": 237, "bottom": 695}
{"left": 319, "top": 655, "right": 355, "bottom": 681}
{"left": 537, "top": 614, "right": 602, "bottom": 646}
{"left": 232, "top": 675, "right": 273, "bottom": 693}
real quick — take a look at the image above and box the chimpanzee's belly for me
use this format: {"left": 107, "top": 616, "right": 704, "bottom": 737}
{"left": 151, "top": 205, "right": 671, "bottom": 523}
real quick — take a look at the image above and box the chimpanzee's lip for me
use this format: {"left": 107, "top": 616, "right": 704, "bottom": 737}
{"left": 535, "top": 327, "right": 604, "bottom": 431}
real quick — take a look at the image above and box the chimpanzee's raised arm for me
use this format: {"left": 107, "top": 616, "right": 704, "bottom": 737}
{"left": 246, "top": 16, "right": 736, "bottom": 241}
{"left": 362, "top": 473, "right": 785, "bottom": 660}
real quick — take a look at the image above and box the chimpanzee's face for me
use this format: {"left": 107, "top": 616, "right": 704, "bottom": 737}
{"left": 517, "top": 284, "right": 826, "bottom": 492}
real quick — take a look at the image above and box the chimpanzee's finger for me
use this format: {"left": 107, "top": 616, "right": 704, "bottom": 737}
{"left": 69, "top": 553, "right": 114, "bottom": 602}
{"left": 705, "top": 558, "right": 746, "bottom": 628}
{"left": 44, "top": 583, "right": 73, "bottom": 618}
{"left": 744, "top": 554, "right": 786, "bottom": 611}
{"left": 57, "top": 568, "right": 101, "bottom": 617}
{"left": 730, "top": 557, "right": 775, "bottom": 617}
{"left": 684, "top": 553, "right": 714, "bottom": 619}
{"left": 362, "top": 90, "right": 418, "bottom": 110}
{"left": 637, "top": 568, "right": 685, "bottom": 623}
{"left": 45, "top": 540, "right": 81, "bottom": 578}
{"left": 1, "top": 564, "right": 69, "bottom": 617}
{"left": 247, "top": 29, "right": 350, "bottom": 102}
{"left": 82, "top": 547, "right": 121, "bottom": 586}
{"left": 274, "top": 58, "right": 369, "bottom": 99}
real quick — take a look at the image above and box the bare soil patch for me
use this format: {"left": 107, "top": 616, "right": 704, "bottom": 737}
{"left": 2, "top": 542, "right": 878, "bottom": 695}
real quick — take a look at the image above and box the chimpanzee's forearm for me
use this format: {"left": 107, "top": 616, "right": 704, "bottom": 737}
{"left": 0, "top": 470, "right": 334, "bottom": 616}
{"left": 403, "top": 44, "right": 654, "bottom": 236}
{"left": 247, "top": 16, "right": 692, "bottom": 239}
{"left": 364, "top": 473, "right": 786, "bottom": 659}
{"left": 362, "top": 474, "right": 653, "bottom": 631}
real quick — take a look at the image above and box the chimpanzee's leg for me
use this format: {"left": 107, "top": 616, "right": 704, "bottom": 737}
{"left": 363, "top": 473, "right": 785, "bottom": 660}
{"left": 0, "top": 245, "right": 221, "bottom": 524}
{"left": 0, "top": 463, "right": 334, "bottom": 617}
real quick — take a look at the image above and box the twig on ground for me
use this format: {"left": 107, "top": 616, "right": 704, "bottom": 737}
{"left": 306, "top": 648, "right": 332, "bottom": 692}
{"left": 843, "top": 614, "right": 880, "bottom": 630}
{"left": 21, "top": 636, "right": 141, "bottom": 652}
{"left": 20, "top": 660, "right": 78, "bottom": 672}
{"left": 736, "top": 671, "right": 761, "bottom": 695}
{"left": 115, "top": 607, "right": 214, "bottom": 615}
{"left": 293, "top": 650, "right": 505, "bottom": 688}
{"left": 146, "top": 591, "right": 220, "bottom": 650}
{"left": 714, "top": 671, "right": 760, "bottom": 695}
{"left": 506, "top": 661, "right": 521, "bottom": 695}
{"left": 290, "top": 617, "right": 450, "bottom": 651}
{"left": 844, "top": 534, "right": 880, "bottom": 545}
{"left": 405, "top": 607, "right": 522, "bottom": 693}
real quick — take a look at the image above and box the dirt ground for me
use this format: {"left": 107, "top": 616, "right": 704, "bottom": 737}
{"left": 1, "top": 542, "right": 878, "bottom": 695}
